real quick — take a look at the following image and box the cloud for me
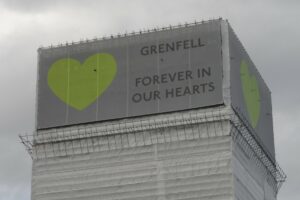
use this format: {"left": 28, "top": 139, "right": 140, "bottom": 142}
{"left": 0, "top": 1, "right": 299, "bottom": 200}
{"left": 0, "top": 0, "right": 63, "bottom": 12}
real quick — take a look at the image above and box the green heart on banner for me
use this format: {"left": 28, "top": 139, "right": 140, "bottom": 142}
{"left": 240, "top": 60, "right": 261, "bottom": 128}
{"left": 48, "top": 53, "right": 117, "bottom": 110}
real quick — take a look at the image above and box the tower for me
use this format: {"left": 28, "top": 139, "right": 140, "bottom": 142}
{"left": 21, "top": 19, "right": 286, "bottom": 200}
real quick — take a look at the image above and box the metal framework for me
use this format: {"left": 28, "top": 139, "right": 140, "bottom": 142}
{"left": 230, "top": 108, "right": 286, "bottom": 194}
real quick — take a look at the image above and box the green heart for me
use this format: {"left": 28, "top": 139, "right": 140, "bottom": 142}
{"left": 48, "top": 53, "right": 117, "bottom": 110}
{"left": 240, "top": 60, "right": 261, "bottom": 128}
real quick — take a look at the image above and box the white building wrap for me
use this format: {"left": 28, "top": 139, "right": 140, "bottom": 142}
{"left": 29, "top": 106, "right": 282, "bottom": 200}
{"left": 32, "top": 108, "right": 233, "bottom": 200}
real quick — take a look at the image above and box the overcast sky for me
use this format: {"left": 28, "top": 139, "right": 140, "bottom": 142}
{"left": 0, "top": 0, "right": 299, "bottom": 199}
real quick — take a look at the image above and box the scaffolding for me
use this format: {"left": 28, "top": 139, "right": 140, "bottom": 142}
{"left": 20, "top": 107, "right": 286, "bottom": 194}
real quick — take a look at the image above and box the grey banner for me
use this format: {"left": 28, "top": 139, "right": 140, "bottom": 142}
{"left": 229, "top": 26, "right": 275, "bottom": 157}
{"left": 37, "top": 21, "right": 224, "bottom": 129}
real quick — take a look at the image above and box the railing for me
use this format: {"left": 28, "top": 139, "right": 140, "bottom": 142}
{"left": 38, "top": 18, "right": 224, "bottom": 51}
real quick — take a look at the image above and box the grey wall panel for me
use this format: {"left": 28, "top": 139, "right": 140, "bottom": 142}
{"left": 229, "top": 24, "right": 275, "bottom": 158}
{"left": 232, "top": 137, "right": 276, "bottom": 200}
{"left": 228, "top": 24, "right": 275, "bottom": 157}
{"left": 37, "top": 20, "right": 224, "bottom": 129}
{"left": 232, "top": 157, "right": 264, "bottom": 200}
{"left": 264, "top": 181, "right": 276, "bottom": 200}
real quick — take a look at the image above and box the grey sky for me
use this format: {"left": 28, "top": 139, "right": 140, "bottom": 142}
{"left": 0, "top": 0, "right": 299, "bottom": 199}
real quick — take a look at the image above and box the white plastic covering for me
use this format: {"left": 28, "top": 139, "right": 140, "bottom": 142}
{"left": 32, "top": 108, "right": 234, "bottom": 200}
{"left": 31, "top": 107, "right": 277, "bottom": 200}
{"left": 232, "top": 136, "right": 276, "bottom": 200}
